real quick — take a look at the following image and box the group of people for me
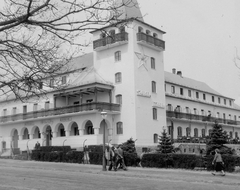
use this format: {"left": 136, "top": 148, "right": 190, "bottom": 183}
{"left": 105, "top": 144, "right": 127, "bottom": 171}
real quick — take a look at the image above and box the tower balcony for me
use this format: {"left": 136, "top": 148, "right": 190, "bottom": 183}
{"left": 137, "top": 32, "right": 165, "bottom": 51}
{"left": 93, "top": 32, "right": 128, "bottom": 51}
{"left": 166, "top": 111, "right": 240, "bottom": 126}
{"left": 0, "top": 102, "right": 120, "bottom": 123}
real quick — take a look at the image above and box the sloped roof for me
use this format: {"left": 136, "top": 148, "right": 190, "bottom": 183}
{"left": 115, "top": 0, "right": 144, "bottom": 21}
{"left": 69, "top": 66, "right": 113, "bottom": 87}
{"left": 164, "top": 71, "right": 233, "bottom": 99}
{"left": 66, "top": 52, "right": 94, "bottom": 71}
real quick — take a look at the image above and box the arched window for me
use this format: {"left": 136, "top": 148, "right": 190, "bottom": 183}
{"left": 152, "top": 81, "right": 156, "bottom": 93}
{"left": 151, "top": 57, "right": 155, "bottom": 69}
{"left": 116, "top": 94, "right": 122, "bottom": 104}
{"left": 229, "top": 131, "right": 233, "bottom": 139}
{"left": 177, "top": 127, "right": 182, "bottom": 137}
{"left": 194, "top": 128, "right": 198, "bottom": 137}
{"left": 235, "top": 132, "right": 238, "bottom": 139}
{"left": 186, "top": 127, "right": 191, "bottom": 137}
{"left": 146, "top": 30, "right": 151, "bottom": 35}
{"left": 119, "top": 26, "right": 125, "bottom": 33}
{"left": 153, "top": 108, "right": 157, "bottom": 120}
{"left": 114, "top": 51, "right": 121, "bottom": 62}
{"left": 100, "top": 32, "right": 106, "bottom": 38}
{"left": 115, "top": 72, "right": 122, "bottom": 83}
{"left": 23, "top": 128, "right": 29, "bottom": 140}
{"left": 116, "top": 122, "right": 123, "bottom": 135}
{"left": 109, "top": 30, "right": 115, "bottom": 36}
{"left": 138, "top": 26, "right": 143, "bottom": 33}
{"left": 153, "top": 133, "right": 158, "bottom": 143}
{"left": 153, "top": 33, "right": 158, "bottom": 38}
{"left": 208, "top": 129, "right": 213, "bottom": 136}
{"left": 85, "top": 120, "right": 94, "bottom": 135}
{"left": 58, "top": 123, "right": 65, "bottom": 137}
{"left": 201, "top": 128, "right": 205, "bottom": 137}
{"left": 70, "top": 122, "right": 79, "bottom": 136}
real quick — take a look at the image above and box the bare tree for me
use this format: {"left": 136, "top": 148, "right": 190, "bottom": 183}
{"left": 0, "top": 0, "right": 138, "bottom": 101}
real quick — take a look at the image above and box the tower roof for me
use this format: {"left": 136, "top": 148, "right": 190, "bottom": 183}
{"left": 114, "top": 0, "right": 143, "bottom": 22}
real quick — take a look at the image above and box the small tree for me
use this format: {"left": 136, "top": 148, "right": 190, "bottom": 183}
{"left": 121, "top": 138, "right": 136, "bottom": 153}
{"left": 157, "top": 129, "right": 174, "bottom": 154}
{"left": 206, "top": 122, "right": 232, "bottom": 155}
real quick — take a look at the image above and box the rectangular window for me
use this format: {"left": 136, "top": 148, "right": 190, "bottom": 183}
{"left": 50, "top": 79, "right": 54, "bottom": 87}
{"left": 171, "top": 86, "right": 175, "bottom": 94}
{"left": 12, "top": 107, "right": 17, "bottom": 115}
{"left": 23, "top": 105, "right": 27, "bottom": 113}
{"left": 3, "top": 109, "right": 7, "bottom": 116}
{"left": 151, "top": 57, "right": 155, "bottom": 69}
{"left": 167, "top": 104, "right": 172, "bottom": 111}
{"left": 45, "top": 101, "right": 50, "bottom": 109}
{"left": 115, "top": 72, "right": 122, "bottom": 83}
{"left": 33, "top": 104, "right": 38, "bottom": 112}
{"left": 62, "top": 76, "right": 67, "bottom": 84}
{"left": 116, "top": 122, "right": 123, "bottom": 135}
{"left": 152, "top": 81, "right": 156, "bottom": 93}
{"left": 234, "top": 115, "right": 237, "bottom": 121}
{"left": 203, "top": 93, "right": 206, "bottom": 100}
{"left": 116, "top": 95, "right": 122, "bottom": 104}
{"left": 212, "top": 96, "right": 215, "bottom": 102}
{"left": 229, "top": 100, "right": 232, "bottom": 106}
{"left": 196, "top": 92, "right": 199, "bottom": 99}
{"left": 180, "top": 88, "right": 184, "bottom": 95}
{"left": 224, "top": 99, "right": 226, "bottom": 105}
{"left": 188, "top": 90, "right": 191, "bottom": 97}
{"left": 115, "top": 51, "right": 121, "bottom": 62}
{"left": 218, "top": 97, "right": 221, "bottom": 104}
{"left": 153, "top": 108, "right": 157, "bottom": 120}
{"left": 39, "top": 82, "right": 43, "bottom": 89}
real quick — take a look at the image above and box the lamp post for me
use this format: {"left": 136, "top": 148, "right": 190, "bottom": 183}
{"left": 101, "top": 111, "right": 107, "bottom": 171}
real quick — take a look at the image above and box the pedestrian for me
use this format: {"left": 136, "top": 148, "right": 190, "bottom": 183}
{"left": 83, "top": 145, "right": 90, "bottom": 164}
{"left": 115, "top": 145, "right": 127, "bottom": 171}
{"left": 212, "top": 148, "right": 225, "bottom": 176}
{"left": 139, "top": 150, "right": 146, "bottom": 167}
{"left": 108, "top": 145, "right": 117, "bottom": 171}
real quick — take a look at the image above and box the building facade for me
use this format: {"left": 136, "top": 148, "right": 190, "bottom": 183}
{"left": 0, "top": 0, "right": 239, "bottom": 155}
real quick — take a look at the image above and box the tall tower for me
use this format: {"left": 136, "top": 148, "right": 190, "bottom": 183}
{"left": 91, "top": 0, "right": 166, "bottom": 147}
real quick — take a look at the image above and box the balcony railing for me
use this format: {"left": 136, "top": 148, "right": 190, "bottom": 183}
{"left": 166, "top": 111, "right": 240, "bottom": 125}
{"left": 0, "top": 102, "right": 120, "bottom": 123}
{"left": 137, "top": 32, "right": 165, "bottom": 50}
{"left": 93, "top": 32, "right": 128, "bottom": 49}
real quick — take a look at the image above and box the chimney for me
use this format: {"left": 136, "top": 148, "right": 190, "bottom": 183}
{"left": 172, "top": 68, "right": 176, "bottom": 74}
{"left": 177, "top": 71, "right": 182, "bottom": 77}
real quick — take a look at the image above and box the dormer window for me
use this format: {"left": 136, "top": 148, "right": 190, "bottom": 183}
{"left": 109, "top": 30, "right": 115, "bottom": 37}
{"left": 138, "top": 26, "right": 143, "bottom": 33}
{"left": 153, "top": 33, "right": 158, "bottom": 38}
{"left": 100, "top": 32, "right": 106, "bottom": 38}
{"left": 119, "top": 26, "right": 125, "bottom": 33}
{"left": 62, "top": 76, "right": 67, "bottom": 84}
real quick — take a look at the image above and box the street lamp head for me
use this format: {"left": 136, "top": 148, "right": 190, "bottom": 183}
{"left": 101, "top": 111, "right": 107, "bottom": 119}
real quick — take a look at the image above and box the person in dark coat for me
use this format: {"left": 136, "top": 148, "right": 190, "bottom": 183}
{"left": 115, "top": 145, "right": 127, "bottom": 170}
{"left": 108, "top": 146, "right": 117, "bottom": 171}
{"left": 212, "top": 148, "right": 225, "bottom": 176}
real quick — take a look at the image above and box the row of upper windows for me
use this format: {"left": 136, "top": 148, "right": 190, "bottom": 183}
{"left": 114, "top": 51, "right": 156, "bottom": 69}
{"left": 168, "top": 85, "right": 232, "bottom": 107}
{"left": 100, "top": 26, "right": 126, "bottom": 39}
{"left": 176, "top": 127, "right": 239, "bottom": 139}
{"left": 168, "top": 104, "right": 239, "bottom": 120}
{"left": 138, "top": 26, "right": 158, "bottom": 38}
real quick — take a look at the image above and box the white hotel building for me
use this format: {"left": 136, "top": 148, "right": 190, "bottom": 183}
{"left": 0, "top": 0, "right": 239, "bottom": 155}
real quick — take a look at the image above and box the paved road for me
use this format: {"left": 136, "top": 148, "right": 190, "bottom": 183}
{"left": 0, "top": 159, "right": 239, "bottom": 190}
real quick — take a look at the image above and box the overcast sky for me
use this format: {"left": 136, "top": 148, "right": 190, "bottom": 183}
{"left": 136, "top": 0, "right": 240, "bottom": 104}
